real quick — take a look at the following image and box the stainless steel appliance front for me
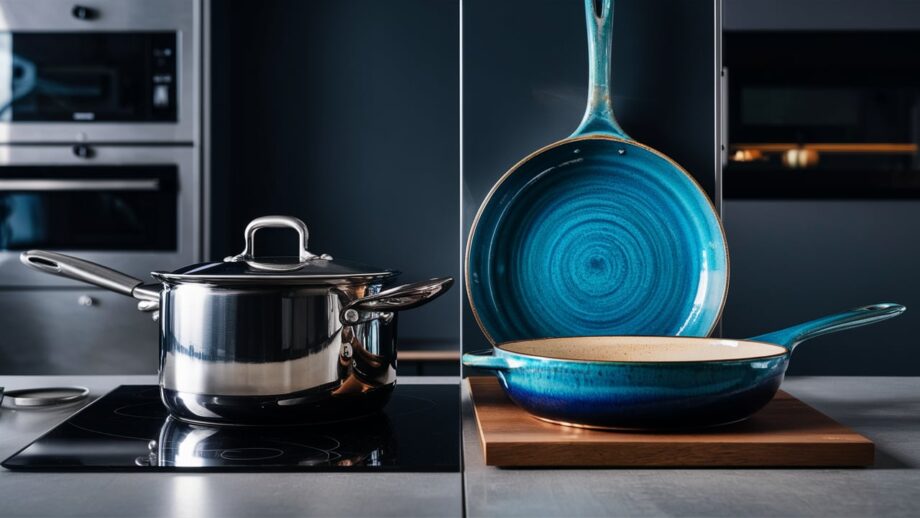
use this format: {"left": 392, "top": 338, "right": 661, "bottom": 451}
{"left": 0, "top": 144, "right": 200, "bottom": 286}
{"left": 0, "top": 0, "right": 199, "bottom": 143}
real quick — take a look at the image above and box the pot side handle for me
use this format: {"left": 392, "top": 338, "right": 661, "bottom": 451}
{"left": 20, "top": 250, "right": 159, "bottom": 302}
{"left": 462, "top": 350, "right": 511, "bottom": 371}
{"left": 341, "top": 277, "right": 453, "bottom": 324}
{"left": 749, "top": 303, "right": 906, "bottom": 352}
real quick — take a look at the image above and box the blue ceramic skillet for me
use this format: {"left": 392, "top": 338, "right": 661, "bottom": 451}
{"left": 465, "top": 0, "right": 729, "bottom": 344}
{"left": 463, "top": 304, "right": 905, "bottom": 430}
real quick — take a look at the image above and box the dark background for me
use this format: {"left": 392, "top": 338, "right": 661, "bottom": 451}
{"left": 719, "top": 0, "right": 920, "bottom": 374}
{"left": 462, "top": 0, "right": 920, "bottom": 375}
{"left": 209, "top": 0, "right": 460, "bottom": 353}
{"left": 14, "top": 0, "right": 913, "bottom": 374}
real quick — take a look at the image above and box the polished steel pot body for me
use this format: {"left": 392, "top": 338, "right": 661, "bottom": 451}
{"left": 157, "top": 280, "right": 400, "bottom": 424}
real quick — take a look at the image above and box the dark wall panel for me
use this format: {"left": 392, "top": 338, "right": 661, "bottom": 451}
{"left": 210, "top": 0, "right": 460, "bottom": 350}
{"left": 722, "top": 201, "right": 920, "bottom": 375}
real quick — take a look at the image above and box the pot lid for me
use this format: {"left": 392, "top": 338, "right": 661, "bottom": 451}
{"left": 153, "top": 216, "right": 398, "bottom": 283}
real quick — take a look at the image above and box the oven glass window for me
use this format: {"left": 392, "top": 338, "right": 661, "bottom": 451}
{"left": 724, "top": 31, "right": 920, "bottom": 198}
{"left": 0, "top": 32, "right": 177, "bottom": 122}
{"left": 0, "top": 166, "right": 177, "bottom": 250}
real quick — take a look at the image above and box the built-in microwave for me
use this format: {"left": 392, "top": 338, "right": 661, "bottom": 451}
{"left": 0, "top": 32, "right": 179, "bottom": 122}
{"left": 0, "top": 0, "right": 199, "bottom": 143}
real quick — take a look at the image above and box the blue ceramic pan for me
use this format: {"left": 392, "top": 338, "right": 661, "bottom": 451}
{"left": 463, "top": 303, "right": 905, "bottom": 430}
{"left": 465, "top": 0, "right": 728, "bottom": 344}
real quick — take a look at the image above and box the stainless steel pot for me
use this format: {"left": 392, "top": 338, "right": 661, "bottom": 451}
{"left": 21, "top": 215, "right": 453, "bottom": 425}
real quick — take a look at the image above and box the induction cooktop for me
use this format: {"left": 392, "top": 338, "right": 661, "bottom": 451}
{"left": 2, "top": 384, "right": 460, "bottom": 472}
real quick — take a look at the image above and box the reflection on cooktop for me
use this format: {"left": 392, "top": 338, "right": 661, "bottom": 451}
{"left": 2, "top": 385, "right": 460, "bottom": 472}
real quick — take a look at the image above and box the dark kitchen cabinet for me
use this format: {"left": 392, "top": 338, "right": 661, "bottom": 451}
{"left": 720, "top": 0, "right": 920, "bottom": 374}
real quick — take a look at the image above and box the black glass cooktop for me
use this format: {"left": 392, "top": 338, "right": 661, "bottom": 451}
{"left": 2, "top": 385, "right": 460, "bottom": 472}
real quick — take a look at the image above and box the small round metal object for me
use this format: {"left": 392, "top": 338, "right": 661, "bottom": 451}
{"left": 72, "top": 144, "right": 95, "bottom": 159}
{"left": 343, "top": 308, "right": 360, "bottom": 324}
{"left": 71, "top": 5, "right": 98, "bottom": 20}
{"left": 77, "top": 295, "right": 96, "bottom": 307}
{"left": 1, "top": 386, "right": 90, "bottom": 407}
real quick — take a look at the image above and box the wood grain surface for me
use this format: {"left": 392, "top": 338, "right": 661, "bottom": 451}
{"left": 468, "top": 376, "right": 874, "bottom": 467}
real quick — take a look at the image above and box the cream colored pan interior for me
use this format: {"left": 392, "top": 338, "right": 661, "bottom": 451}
{"left": 499, "top": 336, "right": 788, "bottom": 363}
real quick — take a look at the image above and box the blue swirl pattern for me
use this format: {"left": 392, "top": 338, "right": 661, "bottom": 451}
{"left": 467, "top": 137, "right": 728, "bottom": 343}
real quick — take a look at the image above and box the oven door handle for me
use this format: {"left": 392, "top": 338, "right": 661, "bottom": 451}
{"left": 0, "top": 179, "right": 160, "bottom": 191}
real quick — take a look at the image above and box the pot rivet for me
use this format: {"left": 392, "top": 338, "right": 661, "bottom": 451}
{"left": 344, "top": 309, "right": 360, "bottom": 324}
{"left": 342, "top": 344, "right": 353, "bottom": 359}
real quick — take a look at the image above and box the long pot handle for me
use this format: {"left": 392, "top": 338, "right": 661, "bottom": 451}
{"left": 20, "top": 250, "right": 159, "bottom": 302}
{"left": 340, "top": 277, "right": 453, "bottom": 325}
{"left": 462, "top": 349, "right": 512, "bottom": 371}
{"left": 571, "top": 0, "right": 628, "bottom": 139}
{"left": 748, "top": 303, "right": 905, "bottom": 352}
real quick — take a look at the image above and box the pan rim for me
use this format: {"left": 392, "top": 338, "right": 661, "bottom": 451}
{"left": 494, "top": 335, "right": 789, "bottom": 365}
{"left": 464, "top": 134, "right": 731, "bottom": 345}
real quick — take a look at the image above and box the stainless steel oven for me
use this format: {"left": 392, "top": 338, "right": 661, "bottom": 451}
{"left": 0, "top": 145, "right": 199, "bottom": 286}
{"left": 724, "top": 31, "right": 920, "bottom": 198}
{"left": 0, "top": 0, "right": 202, "bottom": 374}
{"left": 0, "top": 0, "right": 198, "bottom": 143}
{"left": 0, "top": 144, "right": 199, "bottom": 374}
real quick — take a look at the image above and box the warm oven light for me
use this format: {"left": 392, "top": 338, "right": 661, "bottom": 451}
{"left": 782, "top": 148, "right": 820, "bottom": 169}
{"left": 731, "top": 149, "right": 763, "bottom": 162}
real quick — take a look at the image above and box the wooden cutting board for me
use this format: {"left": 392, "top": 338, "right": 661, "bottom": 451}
{"left": 468, "top": 376, "right": 874, "bottom": 467}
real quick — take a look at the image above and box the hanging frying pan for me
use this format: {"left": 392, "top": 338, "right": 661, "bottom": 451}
{"left": 466, "top": 0, "right": 728, "bottom": 344}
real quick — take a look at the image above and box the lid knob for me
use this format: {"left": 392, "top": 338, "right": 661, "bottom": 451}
{"left": 224, "top": 216, "right": 332, "bottom": 271}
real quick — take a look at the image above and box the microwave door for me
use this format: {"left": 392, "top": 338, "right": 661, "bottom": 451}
{"left": 0, "top": 0, "right": 197, "bottom": 143}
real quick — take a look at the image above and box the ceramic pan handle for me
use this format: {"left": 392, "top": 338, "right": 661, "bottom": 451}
{"left": 749, "top": 303, "right": 905, "bottom": 351}
{"left": 571, "top": 0, "right": 628, "bottom": 138}
{"left": 462, "top": 350, "right": 511, "bottom": 371}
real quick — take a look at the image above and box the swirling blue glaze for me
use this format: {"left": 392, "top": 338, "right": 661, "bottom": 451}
{"left": 468, "top": 137, "right": 728, "bottom": 343}
{"left": 494, "top": 349, "right": 786, "bottom": 429}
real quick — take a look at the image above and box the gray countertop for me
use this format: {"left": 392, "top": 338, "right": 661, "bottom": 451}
{"left": 0, "top": 375, "right": 461, "bottom": 518}
{"left": 3, "top": 376, "right": 920, "bottom": 517}
{"left": 462, "top": 376, "right": 920, "bottom": 517}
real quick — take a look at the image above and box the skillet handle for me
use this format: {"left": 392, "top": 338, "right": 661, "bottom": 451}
{"left": 462, "top": 350, "right": 511, "bottom": 371}
{"left": 750, "top": 303, "right": 905, "bottom": 352}
{"left": 571, "top": 0, "right": 628, "bottom": 139}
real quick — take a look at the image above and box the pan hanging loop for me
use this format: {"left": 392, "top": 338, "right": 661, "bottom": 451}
{"left": 224, "top": 215, "right": 333, "bottom": 272}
